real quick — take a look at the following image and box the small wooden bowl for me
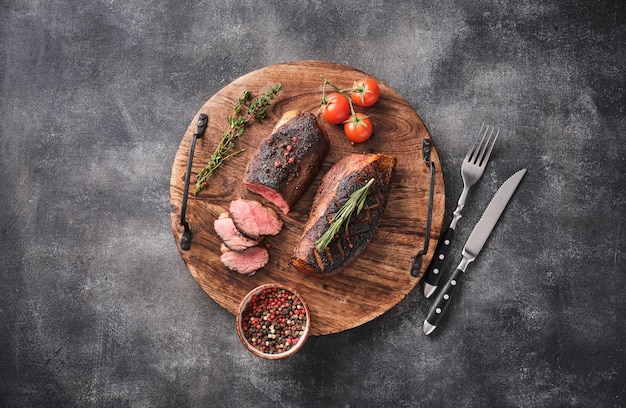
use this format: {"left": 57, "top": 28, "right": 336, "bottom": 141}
{"left": 236, "top": 283, "right": 310, "bottom": 359}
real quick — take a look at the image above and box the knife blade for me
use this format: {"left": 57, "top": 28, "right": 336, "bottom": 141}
{"left": 423, "top": 168, "right": 527, "bottom": 335}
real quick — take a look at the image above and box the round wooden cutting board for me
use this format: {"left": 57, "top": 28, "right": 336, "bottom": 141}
{"left": 170, "top": 60, "right": 445, "bottom": 335}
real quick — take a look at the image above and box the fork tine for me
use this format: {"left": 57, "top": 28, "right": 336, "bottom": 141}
{"left": 475, "top": 126, "right": 493, "bottom": 166}
{"left": 476, "top": 126, "right": 493, "bottom": 163}
{"left": 467, "top": 123, "right": 488, "bottom": 162}
{"left": 477, "top": 127, "right": 498, "bottom": 167}
{"left": 465, "top": 123, "right": 486, "bottom": 162}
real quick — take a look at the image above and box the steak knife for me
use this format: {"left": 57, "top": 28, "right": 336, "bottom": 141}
{"left": 423, "top": 168, "right": 527, "bottom": 335}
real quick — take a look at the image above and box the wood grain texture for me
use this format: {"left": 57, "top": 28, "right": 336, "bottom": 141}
{"left": 169, "top": 61, "right": 445, "bottom": 335}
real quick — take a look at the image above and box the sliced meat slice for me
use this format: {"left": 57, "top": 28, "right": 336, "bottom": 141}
{"left": 243, "top": 111, "right": 330, "bottom": 214}
{"left": 290, "top": 153, "right": 396, "bottom": 277}
{"left": 214, "top": 216, "right": 262, "bottom": 252}
{"left": 229, "top": 199, "right": 283, "bottom": 240}
{"left": 220, "top": 246, "right": 269, "bottom": 275}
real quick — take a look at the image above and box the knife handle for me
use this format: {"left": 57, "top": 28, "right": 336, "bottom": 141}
{"left": 423, "top": 266, "right": 464, "bottom": 335}
{"left": 423, "top": 226, "right": 455, "bottom": 297}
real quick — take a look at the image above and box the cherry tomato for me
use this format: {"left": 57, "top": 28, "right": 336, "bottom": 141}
{"left": 343, "top": 113, "right": 373, "bottom": 143}
{"left": 321, "top": 92, "right": 350, "bottom": 125}
{"left": 350, "top": 77, "right": 380, "bottom": 107}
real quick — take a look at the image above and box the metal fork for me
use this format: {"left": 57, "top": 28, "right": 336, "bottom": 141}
{"left": 422, "top": 124, "right": 498, "bottom": 297}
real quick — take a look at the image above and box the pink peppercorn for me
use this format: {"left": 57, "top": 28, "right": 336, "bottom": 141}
{"left": 240, "top": 286, "right": 308, "bottom": 355}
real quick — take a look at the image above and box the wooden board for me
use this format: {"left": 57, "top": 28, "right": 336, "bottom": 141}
{"left": 169, "top": 61, "right": 445, "bottom": 336}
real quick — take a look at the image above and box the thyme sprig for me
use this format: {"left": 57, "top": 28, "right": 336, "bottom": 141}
{"left": 195, "top": 83, "right": 283, "bottom": 194}
{"left": 315, "top": 178, "right": 375, "bottom": 252}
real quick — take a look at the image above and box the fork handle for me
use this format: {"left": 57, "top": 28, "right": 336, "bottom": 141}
{"left": 423, "top": 265, "right": 464, "bottom": 335}
{"left": 422, "top": 226, "right": 455, "bottom": 298}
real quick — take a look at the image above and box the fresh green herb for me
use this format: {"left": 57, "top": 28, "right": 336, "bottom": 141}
{"left": 315, "top": 178, "right": 375, "bottom": 252}
{"left": 195, "top": 83, "right": 283, "bottom": 194}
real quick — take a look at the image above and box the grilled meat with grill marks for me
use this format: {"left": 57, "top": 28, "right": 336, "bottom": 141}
{"left": 290, "top": 153, "right": 396, "bottom": 277}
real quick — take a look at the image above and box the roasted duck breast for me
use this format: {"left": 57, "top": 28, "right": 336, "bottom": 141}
{"left": 291, "top": 153, "right": 396, "bottom": 277}
{"left": 220, "top": 246, "right": 269, "bottom": 275}
{"left": 214, "top": 213, "right": 263, "bottom": 252}
{"left": 229, "top": 199, "right": 283, "bottom": 240}
{"left": 243, "top": 111, "right": 330, "bottom": 214}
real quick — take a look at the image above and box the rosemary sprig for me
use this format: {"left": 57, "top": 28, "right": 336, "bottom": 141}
{"left": 315, "top": 178, "right": 375, "bottom": 252}
{"left": 195, "top": 83, "right": 283, "bottom": 194}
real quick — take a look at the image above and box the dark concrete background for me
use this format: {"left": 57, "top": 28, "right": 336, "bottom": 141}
{"left": 1, "top": 1, "right": 624, "bottom": 406}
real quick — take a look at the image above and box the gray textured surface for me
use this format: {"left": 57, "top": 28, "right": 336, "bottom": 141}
{"left": 1, "top": 1, "right": 625, "bottom": 407}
